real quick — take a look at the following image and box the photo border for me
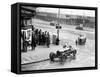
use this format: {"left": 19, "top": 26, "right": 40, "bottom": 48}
{"left": 16, "top": 2, "right": 98, "bottom": 74}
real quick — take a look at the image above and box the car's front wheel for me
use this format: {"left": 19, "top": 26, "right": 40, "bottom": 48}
{"left": 49, "top": 52, "right": 56, "bottom": 62}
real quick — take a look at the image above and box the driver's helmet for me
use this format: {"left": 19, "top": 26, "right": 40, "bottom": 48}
{"left": 63, "top": 43, "right": 69, "bottom": 48}
{"left": 79, "top": 34, "right": 82, "bottom": 37}
{"left": 80, "top": 24, "right": 83, "bottom": 27}
{"left": 63, "top": 45, "right": 66, "bottom": 48}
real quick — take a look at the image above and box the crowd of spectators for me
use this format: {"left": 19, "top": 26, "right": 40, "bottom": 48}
{"left": 21, "top": 25, "right": 50, "bottom": 52}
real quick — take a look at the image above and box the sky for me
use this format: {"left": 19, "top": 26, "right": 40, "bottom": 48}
{"left": 36, "top": 7, "right": 95, "bottom": 17}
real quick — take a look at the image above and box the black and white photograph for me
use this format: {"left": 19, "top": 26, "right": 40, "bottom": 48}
{"left": 20, "top": 5, "right": 96, "bottom": 71}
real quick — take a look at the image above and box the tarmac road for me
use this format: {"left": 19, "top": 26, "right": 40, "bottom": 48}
{"left": 21, "top": 19, "right": 95, "bottom": 71}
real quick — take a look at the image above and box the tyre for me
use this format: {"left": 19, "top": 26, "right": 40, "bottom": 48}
{"left": 49, "top": 52, "right": 55, "bottom": 62}
{"left": 72, "top": 50, "right": 77, "bottom": 59}
{"left": 56, "top": 51, "right": 61, "bottom": 57}
{"left": 75, "top": 40, "right": 78, "bottom": 45}
{"left": 84, "top": 38, "right": 86, "bottom": 44}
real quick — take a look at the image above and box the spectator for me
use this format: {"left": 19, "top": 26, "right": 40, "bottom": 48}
{"left": 38, "top": 29, "right": 42, "bottom": 45}
{"left": 56, "top": 37, "right": 59, "bottom": 45}
{"left": 46, "top": 32, "right": 50, "bottom": 48}
{"left": 23, "top": 31, "right": 27, "bottom": 52}
{"left": 31, "top": 32, "right": 36, "bottom": 50}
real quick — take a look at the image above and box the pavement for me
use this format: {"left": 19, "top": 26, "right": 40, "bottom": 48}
{"left": 21, "top": 44, "right": 63, "bottom": 64}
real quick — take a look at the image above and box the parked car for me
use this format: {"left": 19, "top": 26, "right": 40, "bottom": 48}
{"left": 76, "top": 24, "right": 83, "bottom": 30}
{"left": 50, "top": 21, "right": 58, "bottom": 26}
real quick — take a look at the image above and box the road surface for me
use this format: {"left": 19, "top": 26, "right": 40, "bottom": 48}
{"left": 21, "top": 19, "right": 95, "bottom": 71}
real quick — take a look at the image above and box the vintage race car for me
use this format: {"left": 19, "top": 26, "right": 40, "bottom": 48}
{"left": 49, "top": 44, "right": 77, "bottom": 62}
{"left": 76, "top": 35, "right": 86, "bottom": 45}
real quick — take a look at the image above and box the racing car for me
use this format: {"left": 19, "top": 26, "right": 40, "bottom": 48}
{"left": 75, "top": 34, "right": 86, "bottom": 45}
{"left": 49, "top": 43, "right": 77, "bottom": 62}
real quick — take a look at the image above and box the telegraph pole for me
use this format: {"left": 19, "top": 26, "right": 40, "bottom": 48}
{"left": 56, "top": 8, "right": 61, "bottom": 45}
{"left": 83, "top": 11, "right": 85, "bottom": 26}
{"left": 57, "top": 8, "right": 60, "bottom": 39}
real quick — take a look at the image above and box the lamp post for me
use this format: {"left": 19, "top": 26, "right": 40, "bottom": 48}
{"left": 56, "top": 8, "right": 61, "bottom": 45}
{"left": 57, "top": 8, "right": 60, "bottom": 39}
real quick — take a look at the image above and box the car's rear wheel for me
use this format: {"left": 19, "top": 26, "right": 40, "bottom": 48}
{"left": 72, "top": 50, "right": 77, "bottom": 59}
